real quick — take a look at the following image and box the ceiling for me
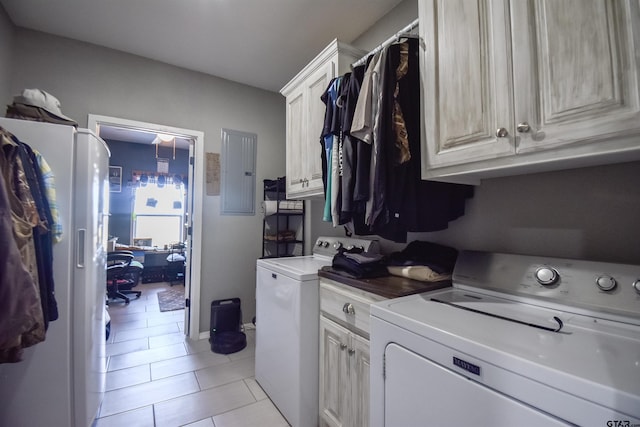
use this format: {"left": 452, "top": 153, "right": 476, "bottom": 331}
{"left": 1, "top": 0, "right": 404, "bottom": 93}
{"left": 99, "top": 124, "right": 192, "bottom": 150}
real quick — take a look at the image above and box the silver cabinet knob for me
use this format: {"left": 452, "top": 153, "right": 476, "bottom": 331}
{"left": 342, "top": 303, "right": 355, "bottom": 315}
{"left": 348, "top": 349, "right": 355, "bottom": 356}
{"left": 340, "top": 343, "right": 347, "bottom": 350}
{"left": 496, "top": 128, "right": 509, "bottom": 138}
{"left": 517, "top": 122, "right": 531, "bottom": 133}
{"left": 633, "top": 280, "right": 640, "bottom": 295}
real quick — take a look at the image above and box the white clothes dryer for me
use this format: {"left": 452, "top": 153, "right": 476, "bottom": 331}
{"left": 256, "top": 236, "right": 378, "bottom": 427}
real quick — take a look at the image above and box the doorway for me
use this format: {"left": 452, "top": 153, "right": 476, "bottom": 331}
{"left": 88, "top": 114, "right": 205, "bottom": 340}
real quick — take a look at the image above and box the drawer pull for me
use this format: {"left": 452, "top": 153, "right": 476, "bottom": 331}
{"left": 342, "top": 303, "right": 355, "bottom": 315}
{"left": 340, "top": 343, "right": 347, "bottom": 350}
{"left": 348, "top": 349, "right": 355, "bottom": 356}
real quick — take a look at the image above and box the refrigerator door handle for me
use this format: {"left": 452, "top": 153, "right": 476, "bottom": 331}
{"left": 77, "top": 228, "right": 86, "bottom": 268}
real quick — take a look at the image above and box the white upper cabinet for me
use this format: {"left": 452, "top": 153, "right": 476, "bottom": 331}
{"left": 421, "top": 0, "right": 640, "bottom": 184}
{"left": 281, "top": 40, "right": 365, "bottom": 199}
{"left": 421, "top": 0, "right": 515, "bottom": 168}
{"left": 512, "top": 0, "right": 640, "bottom": 151}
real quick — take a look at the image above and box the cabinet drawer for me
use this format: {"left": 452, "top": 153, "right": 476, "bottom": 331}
{"left": 320, "top": 280, "right": 385, "bottom": 336}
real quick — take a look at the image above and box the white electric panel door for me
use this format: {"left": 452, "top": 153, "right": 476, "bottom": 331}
{"left": 220, "top": 129, "right": 256, "bottom": 215}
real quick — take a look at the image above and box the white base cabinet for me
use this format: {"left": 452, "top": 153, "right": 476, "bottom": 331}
{"left": 420, "top": 0, "right": 640, "bottom": 184}
{"left": 319, "top": 279, "right": 385, "bottom": 427}
{"left": 281, "top": 40, "right": 365, "bottom": 199}
{"left": 320, "top": 318, "right": 370, "bottom": 427}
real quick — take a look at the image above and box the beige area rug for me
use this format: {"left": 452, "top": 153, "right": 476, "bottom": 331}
{"left": 157, "top": 286, "right": 185, "bottom": 312}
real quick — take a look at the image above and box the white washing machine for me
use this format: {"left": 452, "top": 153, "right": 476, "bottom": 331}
{"left": 256, "top": 236, "right": 378, "bottom": 427}
{"left": 370, "top": 251, "right": 640, "bottom": 427}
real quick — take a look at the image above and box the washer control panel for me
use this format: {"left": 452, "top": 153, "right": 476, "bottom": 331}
{"left": 534, "top": 267, "right": 559, "bottom": 286}
{"left": 313, "top": 236, "right": 379, "bottom": 259}
{"left": 453, "top": 251, "right": 640, "bottom": 323}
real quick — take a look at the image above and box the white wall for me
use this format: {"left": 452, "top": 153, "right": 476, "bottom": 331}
{"left": 8, "top": 28, "right": 286, "bottom": 331}
{"left": 0, "top": 4, "right": 14, "bottom": 105}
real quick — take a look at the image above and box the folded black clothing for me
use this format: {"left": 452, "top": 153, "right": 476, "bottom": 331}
{"left": 386, "top": 240, "right": 458, "bottom": 274}
{"left": 263, "top": 177, "right": 286, "bottom": 192}
{"left": 344, "top": 252, "right": 385, "bottom": 264}
{"left": 332, "top": 248, "right": 388, "bottom": 279}
{"left": 332, "top": 256, "right": 389, "bottom": 279}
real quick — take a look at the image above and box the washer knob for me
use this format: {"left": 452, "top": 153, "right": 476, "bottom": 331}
{"left": 322, "top": 241, "right": 329, "bottom": 248}
{"left": 535, "top": 267, "right": 559, "bottom": 286}
{"left": 333, "top": 242, "right": 343, "bottom": 250}
{"left": 316, "top": 240, "right": 324, "bottom": 247}
{"left": 596, "top": 275, "right": 617, "bottom": 292}
{"left": 633, "top": 280, "right": 640, "bottom": 295}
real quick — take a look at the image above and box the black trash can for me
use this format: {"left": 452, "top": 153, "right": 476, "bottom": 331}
{"left": 209, "top": 298, "right": 247, "bottom": 354}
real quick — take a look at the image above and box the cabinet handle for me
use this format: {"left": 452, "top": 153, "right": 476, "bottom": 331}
{"left": 340, "top": 343, "right": 347, "bottom": 350}
{"left": 342, "top": 303, "right": 355, "bottom": 315}
{"left": 516, "top": 122, "right": 531, "bottom": 133}
{"left": 348, "top": 349, "right": 355, "bottom": 356}
{"left": 496, "top": 128, "right": 509, "bottom": 138}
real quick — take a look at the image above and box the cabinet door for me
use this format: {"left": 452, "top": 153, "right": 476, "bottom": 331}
{"left": 350, "top": 334, "right": 370, "bottom": 427}
{"left": 285, "top": 84, "right": 306, "bottom": 197}
{"left": 304, "top": 60, "right": 334, "bottom": 197}
{"left": 287, "top": 60, "right": 334, "bottom": 199}
{"left": 421, "top": 0, "right": 515, "bottom": 172}
{"left": 320, "top": 316, "right": 350, "bottom": 427}
{"left": 512, "top": 0, "right": 640, "bottom": 152}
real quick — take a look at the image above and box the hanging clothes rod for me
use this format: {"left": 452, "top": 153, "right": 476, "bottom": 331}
{"left": 352, "top": 18, "right": 420, "bottom": 67}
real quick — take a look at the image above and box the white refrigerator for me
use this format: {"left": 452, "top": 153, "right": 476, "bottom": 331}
{"left": 0, "top": 117, "right": 110, "bottom": 427}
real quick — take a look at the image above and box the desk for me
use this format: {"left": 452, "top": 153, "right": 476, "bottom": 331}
{"left": 142, "top": 251, "right": 171, "bottom": 267}
{"left": 115, "top": 246, "right": 185, "bottom": 284}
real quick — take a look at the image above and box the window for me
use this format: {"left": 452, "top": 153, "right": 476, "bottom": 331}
{"left": 133, "top": 182, "right": 185, "bottom": 248}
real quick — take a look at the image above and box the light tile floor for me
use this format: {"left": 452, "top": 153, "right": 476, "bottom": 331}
{"left": 96, "top": 282, "right": 290, "bottom": 427}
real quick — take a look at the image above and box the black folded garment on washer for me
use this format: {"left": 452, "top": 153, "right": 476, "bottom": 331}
{"left": 331, "top": 248, "right": 389, "bottom": 279}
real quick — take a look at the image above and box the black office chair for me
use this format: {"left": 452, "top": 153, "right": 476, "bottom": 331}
{"left": 107, "top": 251, "right": 143, "bottom": 304}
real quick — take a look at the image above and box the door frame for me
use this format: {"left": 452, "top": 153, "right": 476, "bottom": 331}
{"left": 88, "top": 114, "right": 204, "bottom": 340}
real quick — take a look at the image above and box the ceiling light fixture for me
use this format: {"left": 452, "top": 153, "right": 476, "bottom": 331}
{"left": 152, "top": 133, "right": 177, "bottom": 160}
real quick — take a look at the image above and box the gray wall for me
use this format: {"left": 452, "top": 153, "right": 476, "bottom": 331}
{"left": 0, "top": 4, "right": 14, "bottom": 105}
{"left": 350, "top": 0, "right": 640, "bottom": 264}
{"left": 395, "top": 162, "right": 640, "bottom": 264}
{"left": 303, "top": 0, "right": 422, "bottom": 251}
{"left": 352, "top": 0, "right": 418, "bottom": 51}
{"left": 3, "top": 0, "right": 640, "bottom": 339}
{"left": 7, "top": 28, "right": 286, "bottom": 331}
